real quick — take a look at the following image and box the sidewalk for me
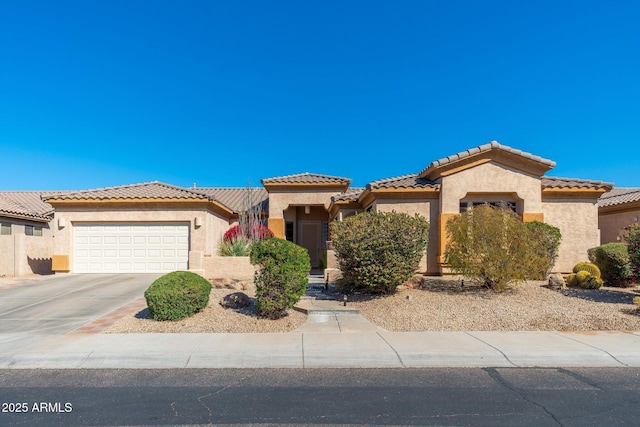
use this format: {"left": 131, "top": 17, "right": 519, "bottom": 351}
{"left": 2, "top": 328, "right": 640, "bottom": 369}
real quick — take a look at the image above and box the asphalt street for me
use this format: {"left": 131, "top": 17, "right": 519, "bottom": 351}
{"left": 2, "top": 368, "right": 640, "bottom": 426}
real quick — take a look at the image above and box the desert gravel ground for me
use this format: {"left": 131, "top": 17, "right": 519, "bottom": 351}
{"left": 345, "top": 277, "right": 640, "bottom": 332}
{"left": 105, "top": 276, "right": 640, "bottom": 333}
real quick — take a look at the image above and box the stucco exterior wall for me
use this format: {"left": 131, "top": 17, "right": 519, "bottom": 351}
{"left": 0, "top": 220, "right": 53, "bottom": 277}
{"left": 440, "top": 162, "right": 542, "bottom": 214}
{"left": 599, "top": 209, "right": 640, "bottom": 244}
{"left": 374, "top": 199, "right": 440, "bottom": 274}
{"left": 50, "top": 204, "right": 229, "bottom": 273}
{"left": 542, "top": 199, "right": 601, "bottom": 272}
{"left": 268, "top": 190, "right": 341, "bottom": 217}
{"left": 202, "top": 256, "right": 257, "bottom": 280}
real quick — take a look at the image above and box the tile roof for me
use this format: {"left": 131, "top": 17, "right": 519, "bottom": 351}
{"left": 419, "top": 141, "right": 556, "bottom": 177}
{"left": 598, "top": 188, "right": 640, "bottom": 208}
{"left": 0, "top": 191, "right": 58, "bottom": 221}
{"left": 196, "top": 187, "right": 269, "bottom": 212}
{"left": 261, "top": 172, "right": 351, "bottom": 185}
{"left": 43, "top": 181, "right": 212, "bottom": 201}
{"left": 331, "top": 188, "right": 365, "bottom": 202}
{"left": 368, "top": 174, "right": 440, "bottom": 190}
{"left": 542, "top": 177, "right": 614, "bottom": 190}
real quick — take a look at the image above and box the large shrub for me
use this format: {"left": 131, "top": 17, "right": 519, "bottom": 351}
{"left": 250, "top": 238, "right": 310, "bottom": 319}
{"left": 524, "top": 221, "right": 562, "bottom": 279}
{"left": 144, "top": 271, "right": 212, "bottom": 321}
{"left": 445, "top": 204, "right": 549, "bottom": 292}
{"left": 588, "top": 243, "right": 633, "bottom": 287}
{"left": 330, "top": 211, "right": 430, "bottom": 294}
{"left": 627, "top": 223, "right": 640, "bottom": 281}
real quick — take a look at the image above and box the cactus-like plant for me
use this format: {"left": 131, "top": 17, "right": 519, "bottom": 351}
{"left": 566, "top": 273, "right": 578, "bottom": 287}
{"left": 573, "top": 262, "right": 601, "bottom": 278}
{"left": 584, "top": 276, "right": 603, "bottom": 289}
{"left": 576, "top": 270, "right": 591, "bottom": 286}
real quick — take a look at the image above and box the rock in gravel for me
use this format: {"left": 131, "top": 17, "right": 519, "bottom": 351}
{"left": 547, "top": 273, "right": 566, "bottom": 290}
{"left": 220, "top": 292, "right": 252, "bottom": 309}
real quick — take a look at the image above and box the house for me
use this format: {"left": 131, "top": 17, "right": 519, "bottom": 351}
{"left": 597, "top": 188, "right": 640, "bottom": 243}
{"left": 0, "top": 141, "right": 615, "bottom": 278}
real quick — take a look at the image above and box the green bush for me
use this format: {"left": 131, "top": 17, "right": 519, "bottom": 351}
{"left": 627, "top": 224, "right": 640, "bottom": 281}
{"left": 524, "top": 221, "right": 562, "bottom": 279}
{"left": 445, "top": 204, "right": 550, "bottom": 292}
{"left": 589, "top": 243, "right": 633, "bottom": 287}
{"left": 218, "top": 236, "right": 252, "bottom": 256}
{"left": 573, "top": 262, "right": 601, "bottom": 279}
{"left": 144, "top": 271, "right": 212, "bottom": 321}
{"left": 330, "top": 211, "right": 430, "bottom": 294}
{"left": 250, "top": 238, "right": 310, "bottom": 319}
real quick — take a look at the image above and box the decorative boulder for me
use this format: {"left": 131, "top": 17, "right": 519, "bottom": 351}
{"left": 547, "top": 274, "right": 566, "bottom": 290}
{"left": 220, "top": 292, "right": 252, "bottom": 309}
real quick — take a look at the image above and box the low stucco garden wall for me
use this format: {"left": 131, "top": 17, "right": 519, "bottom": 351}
{"left": 202, "top": 256, "right": 257, "bottom": 281}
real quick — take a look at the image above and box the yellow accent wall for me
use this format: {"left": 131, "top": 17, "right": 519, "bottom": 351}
{"left": 52, "top": 254, "right": 70, "bottom": 272}
{"left": 268, "top": 218, "right": 285, "bottom": 239}
{"left": 523, "top": 213, "right": 544, "bottom": 222}
{"left": 438, "top": 213, "right": 459, "bottom": 265}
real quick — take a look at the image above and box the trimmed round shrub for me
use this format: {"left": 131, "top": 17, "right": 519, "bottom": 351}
{"left": 589, "top": 243, "right": 633, "bottom": 287}
{"left": 144, "top": 271, "right": 212, "bottom": 321}
{"left": 330, "top": 211, "right": 430, "bottom": 294}
{"left": 250, "top": 238, "right": 310, "bottom": 319}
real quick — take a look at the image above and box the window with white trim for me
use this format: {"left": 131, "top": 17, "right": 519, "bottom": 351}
{"left": 0, "top": 223, "right": 10, "bottom": 235}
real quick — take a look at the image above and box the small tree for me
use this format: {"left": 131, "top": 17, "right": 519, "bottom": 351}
{"left": 524, "top": 221, "right": 562, "bottom": 279}
{"left": 330, "top": 211, "right": 429, "bottom": 294}
{"left": 445, "top": 204, "right": 549, "bottom": 292}
{"left": 627, "top": 224, "right": 640, "bottom": 282}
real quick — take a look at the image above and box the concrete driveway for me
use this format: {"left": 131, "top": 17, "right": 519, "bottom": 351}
{"left": 0, "top": 274, "right": 161, "bottom": 334}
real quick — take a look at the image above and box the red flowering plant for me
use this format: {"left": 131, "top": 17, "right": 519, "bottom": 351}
{"left": 223, "top": 224, "right": 274, "bottom": 244}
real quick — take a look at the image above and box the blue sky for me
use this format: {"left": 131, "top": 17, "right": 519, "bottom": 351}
{"left": 2, "top": 1, "right": 639, "bottom": 190}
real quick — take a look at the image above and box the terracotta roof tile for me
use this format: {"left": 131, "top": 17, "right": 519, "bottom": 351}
{"left": 43, "top": 181, "right": 212, "bottom": 201}
{"left": 331, "top": 188, "right": 365, "bottom": 202}
{"left": 420, "top": 141, "right": 556, "bottom": 176}
{"left": 196, "top": 187, "right": 268, "bottom": 212}
{"left": 368, "top": 174, "right": 440, "bottom": 189}
{"left": 0, "top": 191, "right": 59, "bottom": 221}
{"left": 542, "top": 177, "right": 614, "bottom": 189}
{"left": 598, "top": 188, "right": 640, "bottom": 208}
{"left": 262, "top": 172, "right": 351, "bottom": 185}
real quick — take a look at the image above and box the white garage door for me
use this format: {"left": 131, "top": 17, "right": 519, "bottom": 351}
{"left": 73, "top": 223, "right": 189, "bottom": 273}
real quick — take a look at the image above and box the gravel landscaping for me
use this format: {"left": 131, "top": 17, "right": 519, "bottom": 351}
{"left": 105, "top": 276, "right": 640, "bottom": 333}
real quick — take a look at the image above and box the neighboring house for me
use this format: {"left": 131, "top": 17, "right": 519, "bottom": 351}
{"left": 598, "top": 188, "right": 640, "bottom": 243}
{"left": 0, "top": 141, "right": 617, "bottom": 278}
{"left": 0, "top": 192, "right": 57, "bottom": 276}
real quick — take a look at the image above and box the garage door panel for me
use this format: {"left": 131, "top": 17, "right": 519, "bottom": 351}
{"left": 74, "top": 223, "right": 190, "bottom": 273}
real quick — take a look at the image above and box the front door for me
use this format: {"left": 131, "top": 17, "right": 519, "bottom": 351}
{"left": 299, "top": 221, "right": 321, "bottom": 268}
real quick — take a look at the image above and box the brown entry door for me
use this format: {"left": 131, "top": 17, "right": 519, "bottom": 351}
{"left": 299, "top": 221, "right": 321, "bottom": 268}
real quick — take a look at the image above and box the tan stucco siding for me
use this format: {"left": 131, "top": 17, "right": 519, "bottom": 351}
{"left": 599, "top": 209, "right": 640, "bottom": 244}
{"left": 374, "top": 199, "right": 439, "bottom": 274}
{"left": 268, "top": 190, "right": 340, "bottom": 218}
{"left": 0, "top": 220, "right": 53, "bottom": 277}
{"left": 542, "top": 199, "right": 600, "bottom": 273}
{"left": 51, "top": 206, "right": 229, "bottom": 272}
{"left": 440, "top": 162, "right": 542, "bottom": 214}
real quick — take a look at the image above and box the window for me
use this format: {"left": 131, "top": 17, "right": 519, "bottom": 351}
{"left": 0, "top": 223, "right": 10, "bottom": 235}
{"left": 285, "top": 221, "right": 294, "bottom": 242}
{"left": 470, "top": 201, "right": 517, "bottom": 213}
{"left": 25, "top": 225, "right": 43, "bottom": 236}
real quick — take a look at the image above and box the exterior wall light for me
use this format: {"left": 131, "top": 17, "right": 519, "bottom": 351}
{"left": 58, "top": 218, "right": 67, "bottom": 229}
{"left": 305, "top": 205, "right": 311, "bottom": 214}
{"left": 194, "top": 217, "right": 203, "bottom": 228}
